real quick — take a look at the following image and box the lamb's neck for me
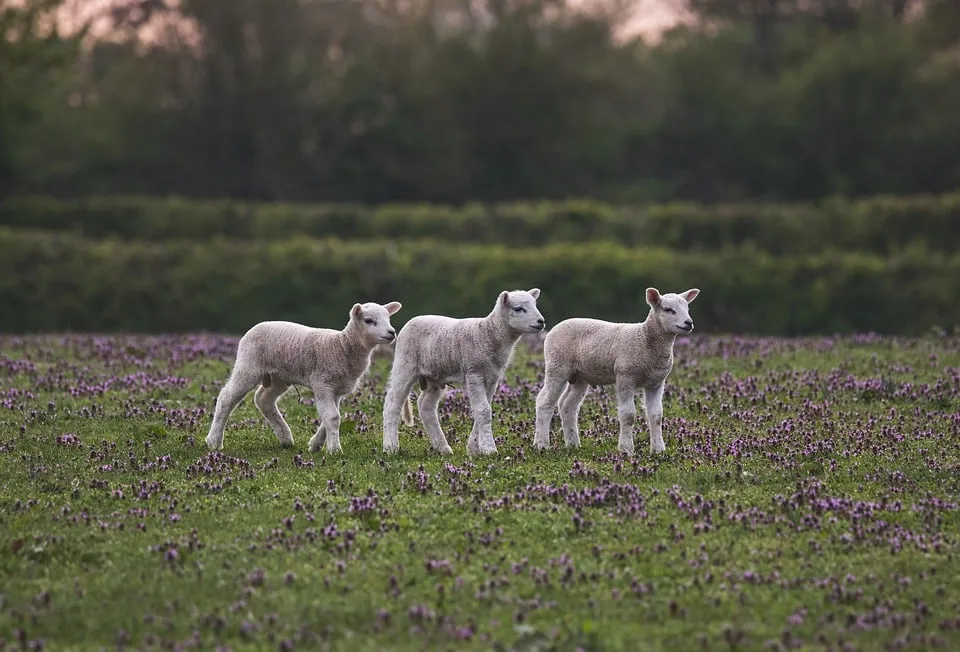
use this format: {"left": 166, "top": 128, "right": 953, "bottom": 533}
{"left": 338, "top": 325, "right": 375, "bottom": 357}
{"left": 481, "top": 313, "right": 522, "bottom": 349}
{"left": 638, "top": 318, "right": 677, "bottom": 353}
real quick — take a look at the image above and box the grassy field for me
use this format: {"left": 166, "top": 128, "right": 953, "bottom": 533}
{"left": 1, "top": 332, "right": 958, "bottom": 651}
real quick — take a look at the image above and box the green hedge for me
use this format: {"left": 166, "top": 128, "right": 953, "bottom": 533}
{"left": 2, "top": 192, "right": 959, "bottom": 254}
{"left": 1, "top": 228, "right": 957, "bottom": 335}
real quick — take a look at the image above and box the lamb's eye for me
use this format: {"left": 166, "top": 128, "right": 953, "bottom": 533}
{"left": 664, "top": 308, "right": 676, "bottom": 315}
{"left": 513, "top": 307, "right": 526, "bottom": 313}
{"left": 364, "top": 318, "right": 375, "bottom": 325}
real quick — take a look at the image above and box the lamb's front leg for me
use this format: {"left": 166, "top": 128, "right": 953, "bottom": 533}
{"left": 308, "top": 390, "right": 343, "bottom": 454}
{"left": 254, "top": 382, "right": 293, "bottom": 447}
{"left": 644, "top": 383, "right": 666, "bottom": 454}
{"left": 615, "top": 378, "right": 638, "bottom": 455}
{"left": 465, "top": 375, "right": 497, "bottom": 456}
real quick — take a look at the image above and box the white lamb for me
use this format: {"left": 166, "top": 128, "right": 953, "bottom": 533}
{"left": 205, "top": 301, "right": 403, "bottom": 453}
{"left": 533, "top": 287, "right": 700, "bottom": 455}
{"left": 381, "top": 289, "right": 545, "bottom": 456}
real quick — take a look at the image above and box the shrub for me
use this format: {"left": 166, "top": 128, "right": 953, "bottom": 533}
{"left": 1, "top": 228, "right": 956, "bottom": 335}
{"left": 1, "top": 192, "right": 958, "bottom": 254}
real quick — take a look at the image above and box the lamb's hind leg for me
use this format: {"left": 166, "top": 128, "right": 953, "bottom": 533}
{"left": 644, "top": 382, "right": 666, "bottom": 454}
{"left": 533, "top": 372, "right": 566, "bottom": 450}
{"left": 205, "top": 365, "right": 260, "bottom": 451}
{"left": 254, "top": 380, "right": 293, "bottom": 446}
{"left": 382, "top": 368, "right": 417, "bottom": 454}
{"left": 418, "top": 383, "right": 453, "bottom": 455}
{"left": 558, "top": 380, "right": 588, "bottom": 449}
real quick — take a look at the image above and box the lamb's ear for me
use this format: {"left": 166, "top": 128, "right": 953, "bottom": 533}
{"left": 351, "top": 303, "right": 363, "bottom": 320}
{"left": 681, "top": 288, "right": 700, "bottom": 304}
{"left": 528, "top": 288, "right": 541, "bottom": 300}
{"left": 384, "top": 301, "right": 402, "bottom": 315}
{"left": 645, "top": 288, "right": 662, "bottom": 307}
{"left": 499, "top": 291, "right": 510, "bottom": 306}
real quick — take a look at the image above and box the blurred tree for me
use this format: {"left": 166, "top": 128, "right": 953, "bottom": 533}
{"left": 0, "top": 0, "right": 85, "bottom": 199}
{"left": 778, "top": 23, "right": 960, "bottom": 197}
{"left": 3, "top": 0, "right": 959, "bottom": 204}
{"left": 681, "top": 0, "right": 927, "bottom": 73}
{"left": 918, "top": 0, "right": 960, "bottom": 46}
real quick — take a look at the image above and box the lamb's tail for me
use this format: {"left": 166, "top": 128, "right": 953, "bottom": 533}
{"left": 401, "top": 393, "right": 414, "bottom": 426}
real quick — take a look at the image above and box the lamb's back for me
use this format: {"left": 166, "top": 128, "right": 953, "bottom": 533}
{"left": 398, "top": 315, "right": 487, "bottom": 380}
{"left": 544, "top": 318, "right": 632, "bottom": 384}
{"left": 239, "top": 321, "right": 334, "bottom": 383}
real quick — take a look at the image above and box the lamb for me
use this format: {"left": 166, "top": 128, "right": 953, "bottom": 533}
{"left": 381, "top": 289, "right": 546, "bottom": 456}
{"left": 533, "top": 287, "right": 699, "bottom": 455}
{"left": 204, "top": 301, "right": 403, "bottom": 453}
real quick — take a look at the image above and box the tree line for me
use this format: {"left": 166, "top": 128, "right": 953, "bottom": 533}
{"left": 3, "top": 0, "right": 960, "bottom": 204}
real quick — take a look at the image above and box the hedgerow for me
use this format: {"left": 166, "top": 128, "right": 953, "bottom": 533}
{"left": 1, "top": 229, "right": 956, "bottom": 335}
{"left": 2, "top": 192, "right": 958, "bottom": 254}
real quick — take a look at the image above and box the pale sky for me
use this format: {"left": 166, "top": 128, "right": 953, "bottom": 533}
{"left": 52, "top": 0, "right": 685, "bottom": 44}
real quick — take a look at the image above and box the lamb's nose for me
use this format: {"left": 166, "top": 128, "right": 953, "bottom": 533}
{"left": 387, "top": 330, "right": 396, "bottom": 339}
{"left": 684, "top": 319, "right": 693, "bottom": 327}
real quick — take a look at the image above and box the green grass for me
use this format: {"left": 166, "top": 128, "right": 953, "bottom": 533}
{"left": 1, "top": 333, "right": 959, "bottom": 651}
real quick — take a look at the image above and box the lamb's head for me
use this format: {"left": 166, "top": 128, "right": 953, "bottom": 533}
{"left": 496, "top": 288, "right": 545, "bottom": 334}
{"left": 350, "top": 301, "right": 402, "bottom": 345}
{"left": 646, "top": 288, "right": 700, "bottom": 334}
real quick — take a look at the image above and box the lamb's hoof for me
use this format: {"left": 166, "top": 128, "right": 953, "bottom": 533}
{"left": 617, "top": 443, "right": 635, "bottom": 456}
{"left": 563, "top": 435, "right": 581, "bottom": 449}
{"left": 307, "top": 438, "right": 324, "bottom": 453}
{"left": 533, "top": 439, "right": 550, "bottom": 451}
{"left": 477, "top": 444, "right": 498, "bottom": 456}
{"left": 383, "top": 443, "right": 400, "bottom": 455}
{"left": 437, "top": 445, "right": 454, "bottom": 456}
{"left": 650, "top": 445, "right": 666, "bottom": 455}
{"left": 205, "top": 435, "right": 221, "bottom": 451}
{"left": 278, "top": 438, "right": 295, "bottom": 448}
{"left": 326, "top": 445, "right": 343, "bottom": 455}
